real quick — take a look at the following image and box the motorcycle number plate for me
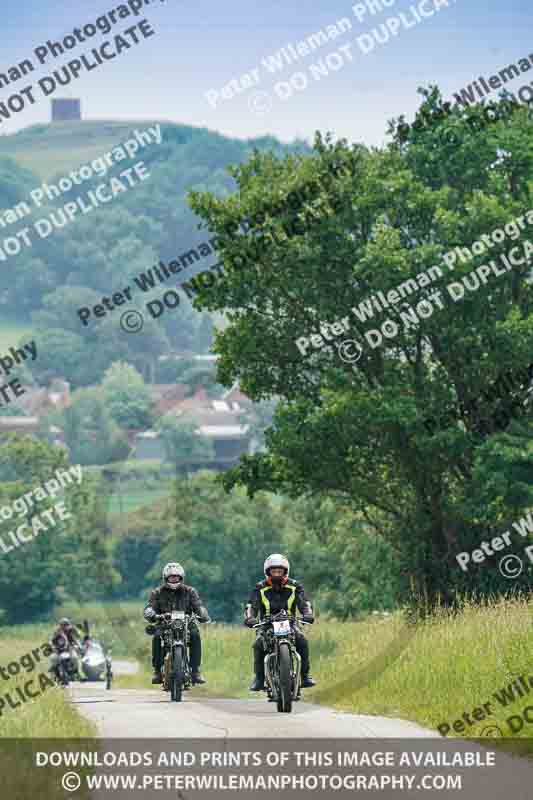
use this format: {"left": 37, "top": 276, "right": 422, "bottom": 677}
{"left": 171, "top": 610, "right": 185, "bottom": 620}
{"left": 273, "top": 620, "right": 291, "bottom": 636}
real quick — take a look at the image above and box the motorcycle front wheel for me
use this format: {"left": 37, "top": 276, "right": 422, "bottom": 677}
{"left": 276, "top": 643, "right": 293, "bottom": 713}
{"left": 170, "top": 645, "right": 184, "bottom": 702}
{"left": 57, "top": 666, "right": 69, "bottom": 688}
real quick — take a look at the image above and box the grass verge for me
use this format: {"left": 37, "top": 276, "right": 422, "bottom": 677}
{"left": 6, "top": 598, "right": 533, "bottom": 744}
{"left": 117, "top": 598, "right": 533, "bottom": 746}
{"left": 0, "top": 630, "right": 95, "bottom": 800}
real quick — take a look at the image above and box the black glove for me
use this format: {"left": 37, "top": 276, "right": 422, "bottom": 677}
{"left": 301, "top": 615, "right": 314, "bottom": 624}
{"left": 244, "top": 617, "right": 257, "bottom": 628}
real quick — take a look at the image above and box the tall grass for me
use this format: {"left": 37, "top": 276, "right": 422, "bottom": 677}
{"left": 118, "top": 598, "right": 533, "bottom": 743}
{"left": 4, "top": 598, "right": 533, "bottom": 745}
{"left": 0, "top": 630, "right": 96, "bottom": 738}
{"left": 0, "top": 638, "right": 95, "bottom": 800}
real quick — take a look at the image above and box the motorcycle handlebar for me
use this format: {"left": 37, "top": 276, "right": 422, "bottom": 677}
{"left": 154, "top": 612, "right": 207, "bottom": 623}
{"left": 252, "top": 616, "right": 311, "bottom": 628}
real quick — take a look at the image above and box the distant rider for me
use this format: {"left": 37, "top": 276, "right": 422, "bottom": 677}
{"left": 49, "top": 617, "right": 82, "bottom": 679}
{"left": 144, "top": 562, "right": 210, "bottom": 686}
{"left": 51, "top": 617, "right": 82, "bottom": 650}
{"left": 244, "top": 554, "right": 316, "bottom": 691}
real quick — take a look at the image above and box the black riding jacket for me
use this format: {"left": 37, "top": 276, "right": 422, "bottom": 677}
{"left": 144, "top": 583, "right": 209, "bottom": 621}
{"left": 245, "top": 578, "right": 313, "bottom": 621}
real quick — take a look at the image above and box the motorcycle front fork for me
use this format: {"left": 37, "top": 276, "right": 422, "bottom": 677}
{"left": 264, "top": 648, "right": 301, "bottom": 700}
{"left": 163, "top": 644, "right": 191, "bottom": 690}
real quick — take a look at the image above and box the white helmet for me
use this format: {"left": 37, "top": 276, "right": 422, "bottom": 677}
{"left": 162, "top": 562, "right": 184, "bottom": 590}
{"left": 264, "top": 553, "right": 289, "bottom": 580}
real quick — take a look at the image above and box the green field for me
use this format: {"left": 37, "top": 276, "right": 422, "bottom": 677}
{"left": 107, "top": 486, "right": 173, "bottom": 516}
{"left": 0, "top": 119, "right": 167, "bottom": 181}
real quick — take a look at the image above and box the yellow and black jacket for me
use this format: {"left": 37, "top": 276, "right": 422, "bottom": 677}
{"left": 246, "top": 578, "right": 312, "bottom": 620}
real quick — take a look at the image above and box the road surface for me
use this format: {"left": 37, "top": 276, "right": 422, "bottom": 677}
{"left": 64, "top": 676, "right": 533, "bottom": 799}
{"left": 71, "top": 684, "right": 434, "bottom": 738}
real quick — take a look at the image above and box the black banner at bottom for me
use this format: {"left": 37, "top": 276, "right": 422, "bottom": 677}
{"left": 2, "top": 737, "right": 533, "bottom": 799}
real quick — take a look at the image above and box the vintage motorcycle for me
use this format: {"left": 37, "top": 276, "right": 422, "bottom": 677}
{"left": 51, "top": 635, "right": 81, "bottom": 687}
{"left": 156, "top": 611, "right": 200, "bottom": 703}
{"left": 253, "top": 610, "right": 311, "bottom": 713}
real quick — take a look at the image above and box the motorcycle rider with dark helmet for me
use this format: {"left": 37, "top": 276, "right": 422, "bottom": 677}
{"left": 244, "top": 553, "right": 316, "bottom": 691}
{"left": 51, "top": 617, "right": 82, "bottom": 650}
{"left": 143, "top": 562, "right": 210, "bottom": 685}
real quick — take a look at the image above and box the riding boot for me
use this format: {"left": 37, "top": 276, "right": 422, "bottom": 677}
{"left": 151, "top": 636, "right": 163, "bottom": 683}
{"left": 250, "top": 641, "right": 265, "bottom": 691}
{"left": 296, "top": 632, "right": 316, "bottom": 687}
{"left": 187, "top": 624, "right": 206, "bottom": 684}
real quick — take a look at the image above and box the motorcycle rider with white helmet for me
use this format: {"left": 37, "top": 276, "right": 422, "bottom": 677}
{"left": 244, "top": 553, "right": 316, "bottom": 691}
{"left": 144, "top": 562, "right": 210, "bottom": 685}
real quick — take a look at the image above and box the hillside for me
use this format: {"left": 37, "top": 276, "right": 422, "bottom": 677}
{"left": 0, "top": 119, "right": 218, "bottom": 181}
{"left": 0, "top": 118, "right": 310, "bottom": 387}
{"left": 0, "top": 119, "right": 306, "bottom": 182}
{"left": 0, "top": 121, "right": 152, "bottom": 180}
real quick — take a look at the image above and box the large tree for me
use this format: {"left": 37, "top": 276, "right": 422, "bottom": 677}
{"left": 188, "top": 88, "right": 533, "bottom": 606}
{"left": 102, "top": 361, "right": 155, "bottom": 429}
{"left": 156, "top": 416, "right": 214, "bottom": 475}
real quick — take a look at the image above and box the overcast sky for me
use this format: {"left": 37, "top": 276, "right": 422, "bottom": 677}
{"left": 1, "top": 0, "right": 532, "bottom": 147}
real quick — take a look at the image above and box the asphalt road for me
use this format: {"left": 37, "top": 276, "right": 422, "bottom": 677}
{"left": 65, "top": 676, "right": 533, "bottom": 800}
{"left": 71, "top": 684, "right": 434, "bottom": 738}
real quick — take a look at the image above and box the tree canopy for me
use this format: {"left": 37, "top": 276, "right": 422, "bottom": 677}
{"left": 188, "top": 87, "right": 533, "bottom": 605}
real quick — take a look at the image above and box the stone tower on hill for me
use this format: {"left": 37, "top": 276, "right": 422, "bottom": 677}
{"left": 51, "top": 98, "right": 81, "bottom": 122}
